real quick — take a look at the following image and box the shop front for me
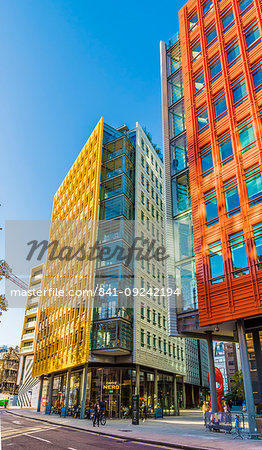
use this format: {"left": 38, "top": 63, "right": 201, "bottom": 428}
{"left": 43, "top": 365, "right": 181, "bottom": 418}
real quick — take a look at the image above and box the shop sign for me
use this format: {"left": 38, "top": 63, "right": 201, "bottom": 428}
{"left": 102, "top": 381, "right": 120, "bottom": 392}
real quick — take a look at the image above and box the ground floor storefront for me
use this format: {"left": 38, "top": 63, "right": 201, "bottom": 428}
{"left": 38, "top": 364, "right": 204, "bottom": 418}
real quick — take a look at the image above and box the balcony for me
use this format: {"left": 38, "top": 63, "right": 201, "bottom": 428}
{"left": 91, "top": 318, "right": 132, "bottom": 356}
{"left": 20, "top": 345, "right": 33, "bottom": 353}
{"left": 26, "top": 307, "right": 38, "bottom": 316}
{"left": 27, "top": 297, "right": 39, "bottom": 306}
{"left": 22, "top": 332, "right": 35, "bottom": 341}
{"left": 24, "top": 321, "right": 36, "bottom": 329}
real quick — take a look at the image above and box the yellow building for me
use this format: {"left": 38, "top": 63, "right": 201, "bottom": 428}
{"left": 32, "top": 117, "right": 104, "bottom": 378}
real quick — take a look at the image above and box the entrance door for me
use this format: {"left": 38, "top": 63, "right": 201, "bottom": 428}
{"left": 104, "top": 393, "right": 119, "bottom": 418}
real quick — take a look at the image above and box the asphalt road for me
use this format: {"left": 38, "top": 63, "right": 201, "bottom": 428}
{"left": 0, "top": 411, "right": 177, "bottom": 450}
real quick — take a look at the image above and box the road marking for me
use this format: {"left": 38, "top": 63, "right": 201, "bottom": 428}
{"left": 12, "top": 420, "right": 22, "bottom": 425}
{"left": 23, "top": 433, "right": 51, "bottom": 443}
{"left": 68, "top": 447, "right": 78, "bottom": 450}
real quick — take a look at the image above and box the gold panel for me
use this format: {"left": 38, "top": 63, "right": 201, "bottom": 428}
{"left": 32, "top": 117, "right": 104, "bottom": 376}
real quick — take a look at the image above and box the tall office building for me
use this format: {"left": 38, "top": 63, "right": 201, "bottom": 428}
{"left": 161, "top": 0, "right": 262, "bottom": 432}
{"left": 32, "top": 118, "right": 190, "bottom": 418}
{"left": 17, "top": 264, "right": 43, "bottom": 407}
{"left": 160, "top": 34, "right": 209, "bottom": 406}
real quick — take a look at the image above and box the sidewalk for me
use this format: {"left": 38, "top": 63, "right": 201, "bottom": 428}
{"left": 4, "top": 408, "right": 262, "bottom": 450}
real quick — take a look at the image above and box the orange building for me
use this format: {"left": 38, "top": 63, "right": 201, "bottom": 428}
{"left": 179, "top": 0, "right": 262, "bottom": 328}
{"left": 161, "top": 0, "right": 262, "bottom": 435}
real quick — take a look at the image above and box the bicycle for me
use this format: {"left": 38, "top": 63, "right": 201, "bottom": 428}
{"left": 93, "top": 412, "right": 106, "bottom": 426}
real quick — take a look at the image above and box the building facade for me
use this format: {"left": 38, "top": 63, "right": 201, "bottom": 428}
{"left": 32, "top": 119, "right": 194, "bottom": 418}
{"left": 17, "top": 264, "right": 43, "bottom": 407}
{"left": 161, "top": 0, "right": 262, "bottom": 432}
{"left": 0, "top": 347, "right": 19, "bottom": 395}
{"left": 160, "top": 32, "right": 209, "bottom": 405}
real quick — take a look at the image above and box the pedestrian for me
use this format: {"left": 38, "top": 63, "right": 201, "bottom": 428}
{"left": 141, "top": 401, "right": 148, "bottom": 422}
{"left": 93, "top": 400, "right": 101, "bottom": 427}
{"left": 202, "top": 401, "right": 209, "bottom": 417}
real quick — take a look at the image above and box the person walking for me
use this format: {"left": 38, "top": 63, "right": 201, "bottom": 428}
{"left": 93, "top": 400, "right": 101, "bottom": 427}
{"left": 141, "top": 401, "right": 148, "bottom": 423}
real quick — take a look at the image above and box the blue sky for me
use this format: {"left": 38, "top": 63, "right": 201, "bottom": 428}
{"left": 0, "top": 0, "right": 184, "bottom": 346}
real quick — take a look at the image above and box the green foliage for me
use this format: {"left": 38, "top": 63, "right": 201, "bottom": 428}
{"left": 142, "top": 127, "right": 163, "bottom": 160}
{"left": 227, "top": 370, "right": 245, "bottom": 401}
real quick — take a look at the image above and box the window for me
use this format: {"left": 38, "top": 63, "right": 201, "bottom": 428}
{"left": 232, "top": 75, "right": 247, "bottom": 106}
{"left": 158, "top": 313, "right": 161, "bottom": 327}
{"left": 147, "top": 307, "right": 150, "bottom": 322}
{"left": 252, "top": 60, "right": 262, "bottom": 91}
{"left": 141, "top": 156, "right": 144, "bottom": 167}
{"left": 141, "top": 303, "right": 145, "bottom": 318}
{"left": 194, "top": 70, "right": 205, "bottom": 95}
{"left": 141, "top": 329, "right": 145, "bottom": 346}
{"left": 146, "top": 180, "right": 149, "bottom": 192}
{"left": 156, "top": 193, "right": 159, "bottom": 205}
{"left": 200, "top": 144, "right": 213, "bottom": 176}
{"left": 214, "top": 92, "right": 227, "bottom": 119}
{"left": 172, "top": 172, "right": 191, "bottom": 214}
{"left": 151, "top": 154, "right": 154, "bottom": 165}
{"left": 197, "top": 105, "right": 209, "bottom": 132}
{"left": 192, "top": 40, "right": 201, "bottom": 60}
{"left": 158, "top": 337, "right": 162, "bottom": 352}
{"left": 203, "top": 0, "right": 213, "bottom": 16}
{"left": 226, "top": 39, "right": 241, "bottom": 66}
{"left": 238, "top": 117, "right": 255, "bottom": 152}
{"left": 245, "top": 22, "right": 261, "bottom": 51}
{"left": 147, "top": 332, "right": 151, "bottom": 348}
{"left": 164, "top": 340, "right": 167, "bottom": 354}
{"left": 151, "top": 187, "right": 154, "bottom": 199}
{"left": 239, "top": 0, "right": 254, "bottom": 14}
{"left": 210, "top": 56, "right": 222, "bottom": 81}
{"left": 168, "top": 73, "right": 183, "bottom": 105}
{"left": 206, "top": 25, "right": 217, "bottom": 47}
{"left": 141, "top": 211, "right": 144, "bottom": 222}
{"left": 205, "top": 188, "right": 219, "bottom": 226}
{"left": 153, "top": 335, "right": 156, "bottom": 349}
{"left": 146, "top": 146, "right": 149, "bottom": 156}
{"left": 141, "top": 139, "right": 145, "bottom": 150}
{"left": 229, "top": 231, "right": 249, "bottom": 277}
{"left": 223, "top": 178, "right": 240, "bottom": 217}
{"left": 141, "top": 191, "right": 145, "bottom": 205}
{"left": 153, "top": 309, "right": 156, "bottom": 324}
{"left": 171, "top": 135, "right": 188, "bottom": 174}
{"left": 152, "top": 205, "right": 155, "bottom": 217}
{"left": 173, "top": 344, "right": 176, "bottom": 358}
{"left": 163, "top": 316, "right": 166, "bottom": 329}
{"left": 169, "top": 103, "right": 185, "bottom": 138}
{"left": 141, "top": 173, "right": 144, "bottom": 185}
{"left": 245, "top": 165, "right": 262, "bottom": 207}
{"left": 168, "top": 342, "right": 172, "bottom": 356}
{"left": 209, "top": 241, "right": 224, "bottom": 283}
{"left": 146, "top": 163, "right": 149, "bottom": 175}
{"left": 253, "top": 223, "right": 262, "bottom": 269}
{"left": 222, "top": 9, "right": 234, "bottom": 31}
{"left": 218, "top": 132, "right": 233, "bottom": 164}
{"left": 189, "top": 12, "right": 198, "bottom": 30}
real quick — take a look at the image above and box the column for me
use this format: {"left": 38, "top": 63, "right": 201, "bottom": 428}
{"left": 191, "top": 384, "right": 195, "bottom": 408}
{"left": 47, "top": 373, "right": 54, "bottom": 408}
{"left": 173, "top": 375, "right": 178, "bottom": 415}
{"left": 154, "top": 369, "right": 158, "bottom": 410}
{"left": 237, "top": 320, "right": 257, "bottom": 437}
{"left": 80, "top": 364, "right": 89, "bottom": 419}
{"left": 37, "top": 375, "right": 44, "bottom": 412}
{"left": 206, "top": 331, "right": 218, "bottom": 413}
{"left": 64, "top": 368, "right": 71, "bottom": 415}
{"left": 252, "top": 330, "right": 262, "bottom": 402}
{"left": 182, "top": 378, "right": 186, "bottom": 409}
{"left": 135, "top": 365, "right": 140, "bottom": 396}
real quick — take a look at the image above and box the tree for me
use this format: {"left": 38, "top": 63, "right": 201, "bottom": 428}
{"left": 227, "top": 370, "right": 244, "bottom": 401}
{"left": 0, "top": 267, "right": 7, "bottom": 319}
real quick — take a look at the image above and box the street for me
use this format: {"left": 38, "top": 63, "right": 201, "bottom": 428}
{"left": 0, "top": 411, "right": 177, "bottom": 450}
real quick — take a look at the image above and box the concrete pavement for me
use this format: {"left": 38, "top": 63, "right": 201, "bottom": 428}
{"left": 2, "top": 408, "right": 262, "bottom": 449}
{"left": 1, "top": 411, "right": 176, "bottom": 449}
